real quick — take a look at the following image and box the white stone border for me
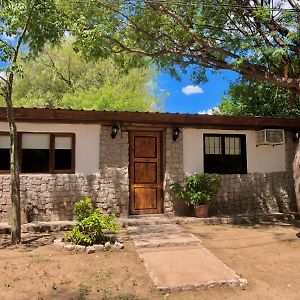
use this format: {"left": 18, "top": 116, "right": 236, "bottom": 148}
{"left": 53, "top": 238, "right": 124, "bottom": 254}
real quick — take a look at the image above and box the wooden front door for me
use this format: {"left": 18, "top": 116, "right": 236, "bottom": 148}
{"left": 129, "top": 131, "right": 162, "bottom": 215}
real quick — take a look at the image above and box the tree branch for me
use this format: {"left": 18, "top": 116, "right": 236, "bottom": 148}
{"left": 103, "top": 33, "right": 300, "bottom": 92}
{"left": 0, "top": 75, "right": 8, "bottom": 84}
{"left": 42, "top": 51, "right": 73, "bottom": 87}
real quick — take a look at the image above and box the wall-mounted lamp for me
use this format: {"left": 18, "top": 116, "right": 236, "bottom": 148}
{"left": 293, "top": 132, "right": 300, "bottom": 142}
{"left": 172, "top": 128, "right": 180, "bottom": 141}
{"left": 111, "top": 124, "right": 119, "bottom": 139}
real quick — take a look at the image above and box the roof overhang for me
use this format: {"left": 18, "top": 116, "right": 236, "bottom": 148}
{"left": 0, "top": 107, "right": 299, "bottom": 130}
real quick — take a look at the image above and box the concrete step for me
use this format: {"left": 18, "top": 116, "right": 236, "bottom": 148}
{"left": 120, "top": 212, "right": 300, "bottom": 227}
{"left": 128, "top": 224, "right": 201, "bottom": 248}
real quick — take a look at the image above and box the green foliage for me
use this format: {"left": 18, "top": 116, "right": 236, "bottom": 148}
{"left": 171, "top": 173, "right": 221, "bottom": 206}
{"left": 5, "top": 40, "right": 166, "bottom": 111}
{"left": 216, "top": 79, "right": 300, "bottom": 118}
{"left": 61, "top": 0, "right": 300, "bottom": 93}
{"left": 68, "top": 197, "right": 119, "bottom": 246}
{"left": 0, "top": 0, "right": 66, "bottom": 79}
{"left": 73, "top": 197, "right": 93, "bottom": 222}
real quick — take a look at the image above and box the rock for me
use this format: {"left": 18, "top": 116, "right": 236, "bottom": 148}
{"left": 113, "top": 242, "right": 124, "bottom": 250}
{"left": 94, "top": 244, "right": 105, "bottom": 252}
{"left": 86, "top": 246, "right": 96, "bottom": 254}
{"left": 54, "top": 238, "right": 63, "bottom": 244}
{"left": 104, "top": 242, "right": 111, "bottom": 250}
{"left": 64, "top": 244, "right": 75, "bottom": 251}
{"left": 74, "top": 245, "right": 86, "bottom": 252}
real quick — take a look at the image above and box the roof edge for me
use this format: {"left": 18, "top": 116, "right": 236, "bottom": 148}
{"left": 0, "top": 107, "right": 299, "bottom": 130}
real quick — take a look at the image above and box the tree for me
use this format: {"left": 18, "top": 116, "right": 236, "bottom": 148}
{"left": 6, "top": 40, "right": 164, "bottom": 111}
{"left": 0, "top": 0, "right": 66, "bottom": 243}
{"left": 217, "top": 79, "right": 300, "bottom": 118}
{"left": 62, "top": 0, "right": 300, "bottom": 213}
{"left": 63, "top": 0, "right": 300, "bottom": 97}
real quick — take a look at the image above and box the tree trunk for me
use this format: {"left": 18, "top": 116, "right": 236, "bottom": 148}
{"left": 5, "top": 86, "right": 21, "bottom": 244}
{"left": 293, "top": 142, "right": 300, "bottom": 215}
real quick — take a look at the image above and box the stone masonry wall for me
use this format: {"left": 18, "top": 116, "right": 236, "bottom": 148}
{"left": 209, "top": 172, "right": 297, "bottom": 216}
{"left": 0, "top": 174, "right": 100, "bottom": 222}
{"left": 98, "top": 126, "right": 129, "bottom": 217}
{"left": 163, "top": 128, "right": 187, "bottom": 216}
{"left": 285, "top": 131, "right": 297, "bottom": 174}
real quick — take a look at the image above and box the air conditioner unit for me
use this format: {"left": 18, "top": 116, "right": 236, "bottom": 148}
{"left": 256, "top": 129, "right": 285, "bottom": 145}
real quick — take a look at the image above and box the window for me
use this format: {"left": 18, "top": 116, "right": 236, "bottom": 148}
{"left": 0, "top": 132, "right": 75, "bottom": 174}
{"left": 0, "top": 133, "right": 10, "bottom": 172}
{"left": 204, "top": 134, "right": 247, "bottom": 174}
{"left": 53, "top": 134, "right": 74, "bottom": 172}
{"left": 21, "top": 133, "right": 50, "bottom": 173}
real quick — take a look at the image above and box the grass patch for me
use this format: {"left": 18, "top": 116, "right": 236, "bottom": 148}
{"left": 79, "top": 283, "right": 91, "bottom": 300}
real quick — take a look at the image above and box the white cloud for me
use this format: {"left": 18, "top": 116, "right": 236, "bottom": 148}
{"left": 0, "top": 71, "right": 7, "bottom": 80}
{"left": 2, "top": 33, "right": 16, "bottom": 41}
{"left": 198, "top": 107, "right": 217, "bottom": 115}
{"left": 182, "top": 85, "right": 204, "bottom": 95}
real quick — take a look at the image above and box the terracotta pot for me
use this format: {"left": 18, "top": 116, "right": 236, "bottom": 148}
{"left": 194, "top": 204, "right": 209, "bottom": 218}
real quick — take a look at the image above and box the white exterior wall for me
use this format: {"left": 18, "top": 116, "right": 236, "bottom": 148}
{"left": 0, "top": 122, "right": 100, "bottom": 175}
{"left": 183, "top": 128, "right": 286, "bottom": 174}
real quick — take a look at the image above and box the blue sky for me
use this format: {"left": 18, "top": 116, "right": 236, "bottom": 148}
{"left": 158, "top": 70, "right": 239, "bottom": 114}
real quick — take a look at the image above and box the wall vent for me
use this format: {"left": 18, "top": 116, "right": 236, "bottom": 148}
{"left": 256, "top": 129, "right": 285, "bottom": 145}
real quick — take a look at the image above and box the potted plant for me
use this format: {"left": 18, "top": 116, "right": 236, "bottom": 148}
{"left": 171, "top": 173, "right": 221, "bottom": 218}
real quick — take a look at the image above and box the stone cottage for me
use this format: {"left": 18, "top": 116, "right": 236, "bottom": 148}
{"left": 0, "top": 107, "right": 299, "bottom": 222}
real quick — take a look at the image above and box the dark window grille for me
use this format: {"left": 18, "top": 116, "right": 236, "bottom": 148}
{"left": 204, "top": 134, "right": 247, "bottom": 174}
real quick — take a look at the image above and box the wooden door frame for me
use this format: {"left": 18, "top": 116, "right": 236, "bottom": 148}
{"left": 128, "top": 129, "right": 164, "bottom": 215}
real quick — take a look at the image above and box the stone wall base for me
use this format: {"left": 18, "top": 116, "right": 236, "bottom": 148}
{"left": 0, "top": 174, "right": 125, "bottom": 223}
{"left": 0, "top": 171, "right": 297, "bottom": 222}
{"left": 209, "top": 172, "right": 297, "bottom": 216}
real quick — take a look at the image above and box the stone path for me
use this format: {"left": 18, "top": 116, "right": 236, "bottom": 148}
{"left": 128, "top": 223, "right": 247, "bottom": 291}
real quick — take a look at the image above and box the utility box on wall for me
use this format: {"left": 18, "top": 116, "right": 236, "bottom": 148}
{"left": 256, "top": 129, "right": 285, "bottom": 146}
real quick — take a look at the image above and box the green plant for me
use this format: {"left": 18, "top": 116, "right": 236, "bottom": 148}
{"left": 171, "top": 173, "right": 221, "bottom": 206}
{"left": 68, "top": 197, "right": 119, "bottom": 246}
{"left": 73, "top": 197, "right": 94, "bottom": 222}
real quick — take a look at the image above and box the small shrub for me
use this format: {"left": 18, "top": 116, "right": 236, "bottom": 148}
{"left": 68, "top": 197, "right": 119, "bottom": 246}
{"left": 74, "top": 197, "right": 93, "bottom": 222}
{"left": 171, "top": 173, "right": 221, "bottom": 206}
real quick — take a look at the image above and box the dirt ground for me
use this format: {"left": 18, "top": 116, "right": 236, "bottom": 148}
{"left": 0, "top": 223, "right": 299, "bottom": 300}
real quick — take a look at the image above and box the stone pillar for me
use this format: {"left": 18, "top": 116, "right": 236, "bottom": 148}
{"left": 163, "top": 128, "right": 186, "bottom": 216}
{"left": 284, "top": 130, "right": 298, "bottom": 214}
{"left": 99, "top": 126, "right": 129, "bottom": 217}
{"left": 285, "top": 130, "right": 297, "bottom": 174}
